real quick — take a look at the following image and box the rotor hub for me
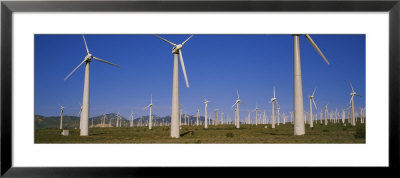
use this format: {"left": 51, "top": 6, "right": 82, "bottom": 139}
{"left": 172, "top": 44, "right": 182, "bottom": 54}
{"left": 85, "top": 54, "right": 93, "bottom": 62}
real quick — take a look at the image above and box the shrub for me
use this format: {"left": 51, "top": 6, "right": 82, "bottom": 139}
{"left": 226, "top": 132, "right": 234, "bottom": 138}
{"left": 354, "top": 124, "right": 366, "bottom": 138}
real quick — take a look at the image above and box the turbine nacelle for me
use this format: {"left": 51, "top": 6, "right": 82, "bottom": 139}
{"left": 84, "top": 54, "right": 93, "bottom": 62}
{"left": 172, "top": 44, "right": 183, "bottom": 54}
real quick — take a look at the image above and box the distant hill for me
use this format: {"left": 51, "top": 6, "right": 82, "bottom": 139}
{"left": 34, "top": 113, "right": 210, "bottom": 129}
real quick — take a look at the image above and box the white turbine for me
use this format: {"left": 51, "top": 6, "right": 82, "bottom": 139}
{"left": 204, "top": 99, "right": 211, "bottom": 129}
{"left": 215, "top": 109, "right": 219, "bottom": 126}
{"left": 349, "top": 81, "right": 361, "bottom": 126}
{"left": 130, "top": 111, "right": 134, "bottom": 127}
{"left": 196, "top": 109, "right": 200, "bottom": 126}
{"left": 324, "top": 104, "right": 329, "bottom": 126}
{"left": 154, "top": 35, "right": 193, "bottom": 138}
{"left": 291, "top": 34, "right": 330, "bottom": 135}
{"left": 254, "top": 104, "right": 259, "bottom": 126}
{"left": 309, "top": 88, "right": 318, "bottom": 128}
{"left": 144, "top": 95, "right": 153, "bottom": 130}
{"left": 102, "top": 113, "right": 106, "bottom": 128}
{"left": 270, "top": 87, "right": 279, "bottom": 129}
{"left": 59, "top": 105, "right": 65, "bottom": 130}
{"left": 64, "top": 35, "right": 120, "bottom": 136}
{"left": 232, "top": 90, "right": 242, "bottom": 129}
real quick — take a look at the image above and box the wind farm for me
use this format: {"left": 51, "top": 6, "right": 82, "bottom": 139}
{"left": 34, "top": 34, "right": 365, "bottom": 143}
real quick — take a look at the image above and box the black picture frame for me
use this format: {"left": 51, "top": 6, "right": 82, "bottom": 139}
{"left": 1, "top": 0, "right": 399, "bottom": 177}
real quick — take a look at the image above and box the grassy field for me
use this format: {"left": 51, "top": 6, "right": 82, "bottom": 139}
{"left": 35, "top": 122, "right": 365, "bottom": 144}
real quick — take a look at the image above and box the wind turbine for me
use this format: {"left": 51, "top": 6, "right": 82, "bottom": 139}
{"left": 64, "top": 35, "right": 120, "bottom": 136}
{"left": 247, "top": 111, "right": 251, "bottom": 125}
{"left": 290, "top": 34, "right": 330, "bottom": 135}
{"left": 263, "top": 110, "right": 267, "bottom": 127}
{"left": 309, "top": 88, "right": 318, "bottom": 128}
{"left": 324, "top": 104, "right": 329, "bottom": 126}
{"left": 232, "top": 90, "right": 241, "bottom": 129}
{"left": 342, "top": 109, "right": 346, "bottom": 126}
{"left": 59, "top": 105, "right": 65, "bottom": 130}
{"left": 144, "top": 95, "right": 153, "bottom": 130}
{"left": 270, "top": 87, "right": 278, "bottom": 129}
{"left": 130, "top": 111, "right": 134, "bottom": 127}
{"left": 204, "top": 99, "right": 211, "bottom": 129}
{"left": 254, "top": 104, "right": 259, "bottom": 126}
{"left": 276, "top": 102, "right": 281, "bottom": 126}
{"left": 196, "top": 109, "right": 200, "bottom": 126}
{"left": 349, "top": 81, "right": 361, "bottom": 126}
{"left": 215, "top": 109, "right": 219, "bottom": 126}
{"left": 102, "top": 113, "right": 106, "bottom": 128}
{"left": 154, "top": 34, "right": 193, "bottom": 138}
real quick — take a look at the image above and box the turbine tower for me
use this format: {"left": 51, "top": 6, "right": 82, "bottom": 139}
{"left": 64, "top": 35, "right": 120, "bottom": 136}
{"left": 102, "top": 113, "right": 106, "bottom": 128}
{"left": 215, "top": 109, "right": 219, "bottom": 126}
{"left": 309, "top": 88, "right": 317, "bottom": 128}
{"left": 254, "top": 104, "right": 259, "bottom": 126}
{"left": 154, "top": 35, "right": 193, "bottom": 138}
{"left": 292, "top": 34, "right": 330, "bottom": 135}
{"left": 196, "top": 109, "right": 200, "bottom": 126}
{"left": 276, "top": 102, "right": 280, "bottom": 126}
{"left": 342, "top": 109, "right": 346, "bottom": 126}
{"left": 59, "top": 105, "right": 65, "bottom": 130}
{"left": 204, "top": 99, "right": 210, "bottom": 129}
{"left": 349, "top": 81, "right": 361, "bottom": 126}
{"left": 232, "top": 90, "right": 241, "bottom": 129}
{"left": 144, "top": 95, "right": 153, "bottom": 130}
{"left": 270, "top": 87, "right": 278, "bottom": 129}
{"left": 130, "top": 111, "right": 134, "bottom": 127}
{"left": 324, "top": 104, "right": 329, "bottom": 126}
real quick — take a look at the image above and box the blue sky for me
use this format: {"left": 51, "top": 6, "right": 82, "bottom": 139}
{"left": 35, "top": 34, "right": 365, "bottom": 120}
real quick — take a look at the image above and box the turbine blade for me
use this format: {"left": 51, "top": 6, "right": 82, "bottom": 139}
{"left": 304, "top": 34, "right": 330, "bottom": 65}
{"left": 144, "top": 106, "right": 149, "bottom": 110}
{"left": 273, "top": 87, "right": 275, "bottom": 98}
{"left": 356, "top": 94, "right": 362, "bottom": 97}
{"left": 153, "top": 35, "right": 176, "bottom": 46}
{"left": 232, "top": 102, "right": 237, "bottom": 108}
{"left": 82, "top": 35, "right": 90, "bottom": 54}
{"left": 151, "top": 95, "right": 153, "bottom": 104}
{"left": 349, "top": 96, "right": 353, "bottom": 105}
{"left": 237, "top": 89, "right": 240, "bottom": 99}
{"left": 181, "top": 35, "right": 194, "bottom": 46}
{"left": 64, "top": 59, "right": 86, "bottom": 80}
{"left": 312, "top": 88, "right": 317, "bottom": 96}
{"left": 276, "top": 100, "right": 280, "bottom": 109}
{"left": 178, "top": 50, "right": 189, "bottom": 88}
{"left": 349, "top": 81, "right": 355, "bottom": 92}
{"left": 313, "top": 99, "right": 318, "bottom": 110}
{"left": 93, "top": 57, "right": 121, "bottom": 68}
